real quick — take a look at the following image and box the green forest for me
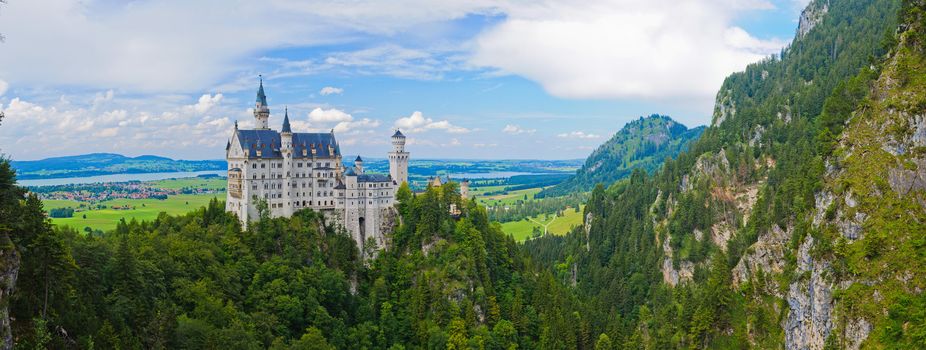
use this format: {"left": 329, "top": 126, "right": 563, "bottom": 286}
{"left": 2, "top": 0, "right": 926, "bottom": 349}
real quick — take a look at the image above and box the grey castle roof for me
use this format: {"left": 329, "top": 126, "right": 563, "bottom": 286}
{"left": 281, "top": 108, "right": 292, "bottom": 133}
{"left": 358, "top": 174, "right": 391, "bottom": 183}
{"left": 234, "top": 129, "right": 340, "bottom": 159}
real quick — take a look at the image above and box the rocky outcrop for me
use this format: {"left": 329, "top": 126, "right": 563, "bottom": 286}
{"left": 797, "top": 1, "right": 829, "bottom": 39}
{"left": 732, "top": 224, "right": 790, "bottom": 290}
{"left": 0, "top": 234, "right": 19, "bottom": 350}
{"left": 784, "top": 236, "right": 834, "bottom": 350}
{"left": 887, "top": 158, "right": 926, "bottom": 196}
{"left": 584, "top": 212, "right": 593, "bottom": 252}
{"left": 713, "top": 89, "right": 736, "bottom": 127}
{"left": 843, "top": 318, "right": 872, "bottom": 350}
{"left": 660, "top": 235, "right": 694, "bottom": 286}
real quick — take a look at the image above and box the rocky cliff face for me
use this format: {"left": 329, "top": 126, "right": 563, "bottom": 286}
{"left": 798, "top": 1, "right": 829, "bottom": 38}
{"left": 0, "top": 234, "right": 19, "bottom": 350}
{"left": 781, "top": 7, "right": 926, "bottom": 348}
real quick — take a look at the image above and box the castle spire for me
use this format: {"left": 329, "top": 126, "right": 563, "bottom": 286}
{"left": 256, "top": 75, "right": 268, "bottom": 107}
{"left": 254, "top": 76, "right": 270, "bottom": 129}
{"left": 281, "top": 107, "right": 292, "bottom": 133}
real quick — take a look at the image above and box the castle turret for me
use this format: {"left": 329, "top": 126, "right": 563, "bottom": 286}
{"left": 254, "top": 76, "right": 270, "bottom": 129}
{"left": 281, "top": 107, "right": 293, "bottom": 215}
{"left": 354, "top": 155, "right": 364, "bottom": 175}
{"left": 460, "top": 179, "right": 470, "bottom": 199}
{"left": 388, "top": 129, "right": 409, "bottom": 185}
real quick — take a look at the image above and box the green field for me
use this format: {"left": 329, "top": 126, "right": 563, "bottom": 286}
{"left": 41, "top": 177, "right": 226, "bottom": 232}
{"left": 500, "top": 205, "right": 584, "bottom": 241}
{"left": 47, "top": 194, "right": 223, "bottom": 232}
{"left": 475, "top": 188, "right": 543, "bottom": 207}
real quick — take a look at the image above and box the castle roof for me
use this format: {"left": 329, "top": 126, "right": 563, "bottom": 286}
{"left": 281, "top": 107, "right": 292, "bottom": 133}
{"left": 355, "top": 155, "right": 363, "bottom": 162}
{"left": 234, "top": 129, "right": 340, "bottom": 159}
{"left": 358, "top": 174, "right": 391, "bottom": 183}
{"left": 345, "top": 167, "right": 356, "bottom": 176}
{"left": 256, "top": 77, "right": 268, "bottom": 106}
{"left": 392, "top": 129, "right": 405, "bottom": 138}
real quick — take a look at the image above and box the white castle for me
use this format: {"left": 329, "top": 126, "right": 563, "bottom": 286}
{"left": 225, "top": 79, "right": 409, "bottom": 251}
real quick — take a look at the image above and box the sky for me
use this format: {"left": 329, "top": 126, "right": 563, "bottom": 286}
{"left": 0, "top": 0, "right": 811, "bottom": 161}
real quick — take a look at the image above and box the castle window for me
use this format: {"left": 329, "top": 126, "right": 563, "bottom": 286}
{"left": 261, "top": 163, "right": 265, "bottom": 168}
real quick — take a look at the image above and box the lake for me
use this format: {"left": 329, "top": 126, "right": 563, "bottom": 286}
{"left": 443, "top": 172, "right": 562, "bottom": 179}
{"left": 19, "top": 170, "right": 563, "bottom": 187}
{"left": 19, "top": 170, "right": 227, "bottom": 187}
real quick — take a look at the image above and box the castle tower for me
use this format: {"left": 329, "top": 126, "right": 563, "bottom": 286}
{"left": 388, "top": 129, "right": 409, "bottom": 185}
{"left": 281, "top": 107, "right": 293, "bottom": 216}
{"left": 354, "top": 155, "right": 364, "bottom": 175}
{"left": 254, "top": 76, "right": 270, "bottom": 129}
{"left": 460, "top": 179, "right": 470, "bottom": 199}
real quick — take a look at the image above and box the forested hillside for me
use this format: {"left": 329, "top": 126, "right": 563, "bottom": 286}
{"left": 0, "top": 158, "right": 589, "bottom": 349}
{"left": 2, "top": 0, "right": 925, "bottom": 349}
{"left": 11, "top": 153, "right": 226, "bottom": 180}
{"left": 540, "top": 115, "right": 703, "bottom": 197}
{"left": 526, "top": 0, "right": 926, "bottom": 348}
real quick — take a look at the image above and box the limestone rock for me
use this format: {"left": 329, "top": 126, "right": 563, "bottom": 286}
{"left": 0, "top": 234, "right": 19, "bottom": 350}
{"left": 784, "top": 236, "right": 834, "bottom": 350}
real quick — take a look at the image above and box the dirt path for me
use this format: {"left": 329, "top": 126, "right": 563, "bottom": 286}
{"left": 527, "top": 215, "right": 557, "bottom": 235}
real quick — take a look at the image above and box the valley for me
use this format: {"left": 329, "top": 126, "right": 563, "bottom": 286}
{"left": 2, "top": 0, "right": 925, "bottom": 349}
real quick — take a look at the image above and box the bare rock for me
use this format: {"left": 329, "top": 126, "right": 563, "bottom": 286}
{"left": 844, "top": 318, "right": 872, "bottom": 350}
{"left": 784, "top": 236, "right": 835, "bottom": 350}
{"left": 732, "top": 224, "right": 790, "bottom": 290}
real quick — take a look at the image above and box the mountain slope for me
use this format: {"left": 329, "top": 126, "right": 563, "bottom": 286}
{"left": 526, "top": 0, "right": 912, "bottom": 348}
{"left": 800, "top": 3, "right": 926, "bottom": 347}
{"left": 10, "top": 153, "right": 226, "bottom": 179}
{"left": 540, "top": 115, "right": 703, "bottom": 197}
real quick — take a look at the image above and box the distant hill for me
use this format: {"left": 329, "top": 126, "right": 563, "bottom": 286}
{"left": 539, "top": 115, "right": 704, "bottom": 197}
{"left": 11, "top": 153, "right": 226, "bottom": 179}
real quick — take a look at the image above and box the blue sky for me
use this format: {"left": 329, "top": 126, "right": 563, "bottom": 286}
{"left": 0, "top": 0, "right": 809, "bottom": 160}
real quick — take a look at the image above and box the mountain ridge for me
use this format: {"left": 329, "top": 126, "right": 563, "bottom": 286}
{"left": 10, "top": 153, "right": 227, "bottom": 180}
{"left": 540, "top": 114, "right": 704, "bottom": 197}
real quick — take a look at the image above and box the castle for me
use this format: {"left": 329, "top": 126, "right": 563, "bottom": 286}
{"left": 225, "top": 79, "right": 408, "bottom": 251}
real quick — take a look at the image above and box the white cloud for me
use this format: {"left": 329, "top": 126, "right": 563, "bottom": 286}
{"left": 470, "top": 0, "right": 787, "bottom": 100}
{"left": 319, "top": 86, "right": 344, "bottom": 95}
{"left": 0, "top": 0, "right": 502, "bottom": 92}
{"left": 502, "top": 124, "right": 535, "bottom": 135}
{"left": 0, "top": 80, "right": 8, "bottom": 97}
{"left": 300, "top": 107, "right": 381, "bottom": 134}
{"left": 557, "top": 131, "right": 602, "bottom": 139}
{"left": 0, "top": 94, "right": 249, "bottom": 159}
{"left": 308, "top": 107, "right": 354, "bottom": 123}
{"left": 93, "top": 127, "right": 119, "bottom": 138}
{"left": 191, "top": 93, "right": 223, "bottom": 114}
{"left": 443, "top": 138, "right": 462, "bottom": 147}
{"left": 394, "top": 111, "right": 469, "bottom": 133}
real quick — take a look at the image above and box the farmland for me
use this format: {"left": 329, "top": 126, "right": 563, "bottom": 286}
{"left": 498, "top": 205, "right": 584, "bottom": 241}
{"left": 40, "top": 177, "right": 226, "bottom": 232}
